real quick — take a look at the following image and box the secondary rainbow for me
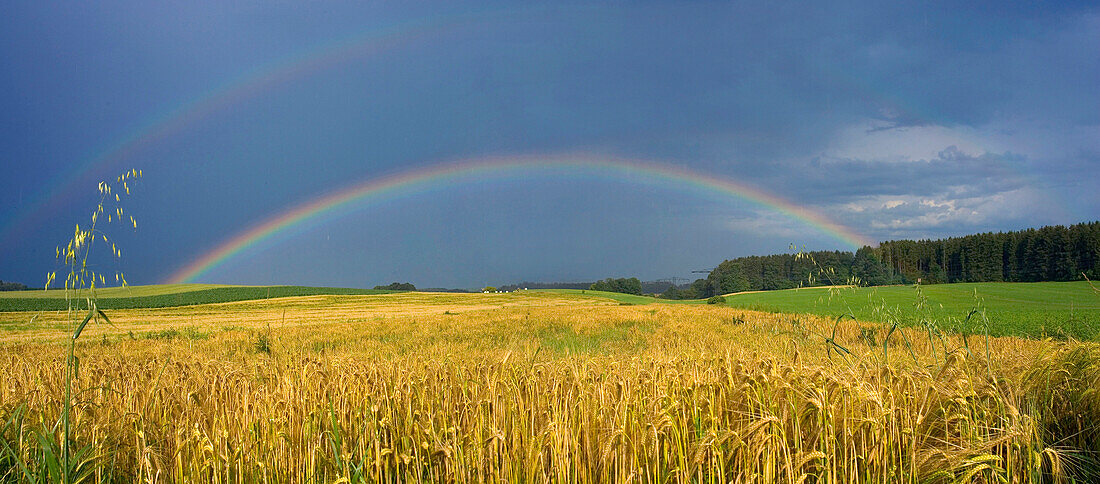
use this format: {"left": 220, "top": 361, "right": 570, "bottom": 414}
{"left": 165, "top": 155, "right": 876, "bottom": 284}
{"left": 3, "top": 6, "right": 595, "bottom": 245}
{"left": 0, "top": 10, "right": 482, "bottom": 245}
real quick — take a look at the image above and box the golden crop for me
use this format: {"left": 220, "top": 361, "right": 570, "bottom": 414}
{"left": 1, "top": 292, "right": 1097, "bottom": 482}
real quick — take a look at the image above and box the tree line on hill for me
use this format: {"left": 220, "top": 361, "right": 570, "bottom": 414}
{"left": 498, "top": 282, "right": 592, "bottom": 292}
{"left": 658, "top": 221, "right": 1100, "bottom": 299}
{"left": 589, "top": 277, "right": 643, "bottom": 295}
{"left": 373, "top": 282, "right": 416, "bottom": 291}
{"left": 498, "top": 280, "right": 674, "bottom": 294}
{"left": 0, "top": 280, "right": 31, "bottom": 291}
{"left": 660, "top": 249, "right": 871, "bottom": 299}
{"left": 488, "top": 222, "right": 1099, "bottom": 299}
{"left": 877, "top": 221, "right": 1099, "bottom": 284}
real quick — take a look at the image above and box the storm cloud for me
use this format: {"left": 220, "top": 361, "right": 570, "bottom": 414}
{"left": 1, "top": 1, "right": 1096, "bottom": 287}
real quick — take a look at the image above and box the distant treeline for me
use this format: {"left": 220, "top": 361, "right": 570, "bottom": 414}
{"left": 0, "top": 280, "right": 31, "bottom": 291}
{"left": 497, "top": 278, "right": 653, "bottom": 295}
{"left": 498, "top": 282, "right": 593, "bottom": 292}
{"left": 661, "top": 221, "right": 1100, "bottom": 299}
{"left": 453, "top": 222, "right": 1099, "bottom": 299}
{"left": 375, "top": 282, "right": 474, "bottom": 292}
{"left": 373, "top": 282, "right": 417, "bottom": 291}
{"left": 662, "top": 250, "right": 873, "bottom": 299}
{"left": 499, "top": 280, "right": 675, "bottom": 294}
{"left": 420, "top": 288, "right": 472, "bottom": 293}
{"left": 589, "top": 278, "right": 643, "bottom": 295}
{"left": 877, "top": 221, "right": 1100, "bottom": 283}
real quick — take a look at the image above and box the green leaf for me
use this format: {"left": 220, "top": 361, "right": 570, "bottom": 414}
{"left": 96, "top": 309, "right": 113, "bottom": 327}
{"left": 36, "top": 429, "right": 62, "bottom": 480}
{"left": 0, "top": 406, "right": 34, "bottom": 482}
{"left": 73, "top": 306, "right": 95, "bottom": 340}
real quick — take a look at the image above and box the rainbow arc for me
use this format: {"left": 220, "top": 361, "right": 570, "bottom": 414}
{"left": 165, "top": 154, "right": 875, "bottom": 284}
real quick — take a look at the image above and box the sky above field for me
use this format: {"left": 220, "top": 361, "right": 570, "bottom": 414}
{"left": 2, "top": 1, "right": 1098, "bottom": 289}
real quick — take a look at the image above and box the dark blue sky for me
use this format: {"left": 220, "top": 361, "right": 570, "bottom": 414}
{"left": 2, "top": 1, "right": 1097, "bottom": 289}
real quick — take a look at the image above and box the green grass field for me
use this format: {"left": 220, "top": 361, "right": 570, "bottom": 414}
{"left": 0, "top": 284, "right": 398, "bottom": 311}
{"left": 720, "top": 281, "right": 1100, "bottom": 340}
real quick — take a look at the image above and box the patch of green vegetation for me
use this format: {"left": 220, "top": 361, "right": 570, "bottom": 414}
{"left": 723, "top": 281, "right": 1100, "bottom": 340}
{"left": 0, "top": 319, "right": 68, "bottom": 332}
{"left": 143, "top": 327, "right": 210, "bottom": 340}
{"left": 0, "top": 285, "right": 400, "bottom": 311}
{"left": 253, "top": 331, "right": 272, "bottom": 354}
{"left": 311, "top": 340, "right": 340, "bottom": 353}
{"left": 536, "top": 320, "right": 654, "bottom": 354}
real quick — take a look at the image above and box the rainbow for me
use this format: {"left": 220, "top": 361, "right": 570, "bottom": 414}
{"left": 165, "top": 154, "right": 876, "bottom": 284}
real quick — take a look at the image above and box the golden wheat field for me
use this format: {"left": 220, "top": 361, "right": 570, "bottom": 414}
{"left": 1, "top": 291, "right": 1098, "bottom": 483}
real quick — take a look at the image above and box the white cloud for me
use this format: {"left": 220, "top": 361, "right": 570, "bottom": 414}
{"left": 825, "top": 116, "right": 1100, "bottom": 168}
{"left": 825, "top": 121, "right": 1003, "bottom": 162}
{"left": 829, "top": 187, "right": 1051, "bottom": 239}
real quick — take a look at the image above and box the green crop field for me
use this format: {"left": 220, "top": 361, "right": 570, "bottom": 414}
{"left": 0, "top": 284, "right": 399, "bottom": 311}
{"left": 720, "top": 281, "right": 1100, "bottom": 340}
{"left": 0, "top": 283, "right": 232, "bottom": 299}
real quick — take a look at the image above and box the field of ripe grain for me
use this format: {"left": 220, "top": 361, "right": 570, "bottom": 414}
{"left": 1, "top": 291, "right": 1098, "bottom": 482}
